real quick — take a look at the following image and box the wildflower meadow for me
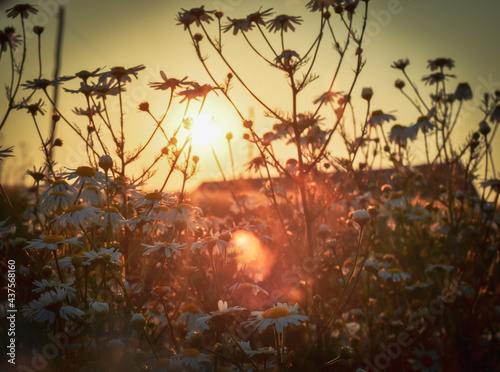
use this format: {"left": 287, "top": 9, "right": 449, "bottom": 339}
{"left": 0, "top": 1, "right": 499, "bottom": 371}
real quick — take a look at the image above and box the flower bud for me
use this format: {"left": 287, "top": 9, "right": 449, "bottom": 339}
{"left": 99, "top": 154, "right": 113, "bottom": 172}
{"left": 33, "top": 26, "right": 44, "bottom": 35}
{"left": 130, "top": 313, "right": 146, "bottom": 330}
{"left": 53, "top": 138, "right": 63, "bottom": 147}
{"left": 138, "top": 101, "right": 150, "bottom": 112}
{"left": 90, "top": 301, "right": 109, "bottom": 317}
{"left": 352, "top": 209, "right": 370, "bottom": 227}
{"left": 394, "top": 79, "right": 405, "bottom": 89}
{"left": 479, "top": 121, "right": 490, "bottom": 136}
{"left": 361, "top": 87, "right": 373, "bottom": 101}
{"left": 226, "top": 132, "right": 233, "bottom": 140}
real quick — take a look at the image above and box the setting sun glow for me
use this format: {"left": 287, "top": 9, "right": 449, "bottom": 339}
{"left": 190, "top": 114, "right": 220, "bottom": 145}
{"left": 231, "top": 230, "right": 276, "bottom": 281}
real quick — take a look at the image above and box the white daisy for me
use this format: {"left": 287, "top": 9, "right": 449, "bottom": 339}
{"left": 425, "top": 264, "right": 454, "bottom": 273}
{"left": 246, "top": 302, "right": 308, "bottom": 334}
{"left": 32, "top": 279, "right": 77, "bottom": 301}
{"left": 163, "top": 203, "right": 202, "bottom": 231}
{"left": 24, "top": 234, "right": 83, "bottom": 251}
{"left": 405, "top": 206, "right": 432, "bottom": 220}
{"left": 197, "top": 300, "right": 246, "bottom": 331}
{"left": 378, "top": 268, "right": 411, "bottom": 282}
{"left": 384, "top": 191, "right": 410, "bottom": 210}
{"left": 41, "top": 190, "right": 73, "bottom": 211}
{"left": 369, "top": 110, "right": 396, "bottom": 127}
{"left": 100, "top": 206, "right": 124, "bottom": 231}
{"left": 80, "top": 184, "right": 106, "bottom": 206}
{"left": 142, "top": 240, "right": 186, "bottom": 257}
{"left": 171, "top": 348, "right": 211, "bottom": 371}
{"left": 53, "top": 205, "right": 102, "bottom": 228}
{"left": 121, "top": 215, "right": 152, "bottom": 232}
{"left": 40, "top": 179, "right": 75, "bottom": 202}
{"left": 132, "top": 189, "right": 177, "bottom": 209}
{"left": 179, "top": 303, "right": 206, "bottom": 333}
{"left": 82, "top": 247, "right": 121, "bottom": 267}
{"left": 405, "top": 281, "right": 433, "bottom": 291}
{"left": 61, "top": 166, "right": 105, "bottom": 188}
{"left": 22, "top": 288, "right": 84, "bottom": 324}
{"left": 0, "top": 218, "right": 15, "bottom": 234}
{"left": 191, "top": 231, "right": 229, "bottom": 255}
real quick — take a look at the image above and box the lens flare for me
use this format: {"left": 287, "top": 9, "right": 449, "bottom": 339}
{"left": 191, "top": 114, "right": 219, "bottom": 145}
{"left": 230, "top": 230, "right": 275, "bottom": 281}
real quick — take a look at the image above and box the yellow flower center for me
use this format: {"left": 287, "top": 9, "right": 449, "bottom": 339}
{"left": 262, "top": 307, "right": 290, "bottom": 319}
{"left": 76, "top": 166, "right": 96, "bottom": 178}
{"left": 182, "top": 303, "right": 201, "bottom": 314}
{"left": 64, "top": 205, "right": 85, "bottom": 213}
{"left": 417, "top": 115, "right": 429, "bottom": 122}
{"left": 177, "top": 203, "right": 192, "bottom": 210}
{"left": 50, "top": 191, "right": 66, "bottom": 197}
{"left": 53, "top": 180, "right": 68, "bottom": 186}
{"left": 390, "top": 191, "right": 403, "bottom": 200}
{"left": 412, "top": 209, "right": 426, "bottom": 216}
{"left": 42, "top": 235, "right": 65, "bottom": 243}
{"left": 85, "top": 185, "right": 99, "bottom": 191}
{"left": 156, "top": 206, "right": 169, "bottom": 212}
{"left": 388, "top": 267, "right": 402, "bottom": 274}
{"left": 145, "top": 192, "right": 163, "bottom": 201}
{"left": 102, "top": 206, "right": 119, "bottom": 213}
{"left": 183, "top": 348, "right": 200, "bottom": 358}
{"left": 372, "top": 109, "right": 384, "bottom": 117}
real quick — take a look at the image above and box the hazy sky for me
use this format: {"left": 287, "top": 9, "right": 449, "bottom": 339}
{"left": 1, "top": 0, "right": 499, "bottom": 190}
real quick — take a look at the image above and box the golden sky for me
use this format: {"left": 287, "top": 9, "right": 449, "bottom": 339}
{"left": 1, "top": 0, "right": 499, "bottom": 191}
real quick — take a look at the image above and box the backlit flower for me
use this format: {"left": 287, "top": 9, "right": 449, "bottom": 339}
{"left": 389, "top": 124, "right": 418, "bottom": 146}
{"left": 101, "top": 65, "right": 146, "bottom": 84}
{"left": 179, "top": 303, "right": 206, "bottom": 333}
{"left": 246, "top": 8, "right": 274, "bottom": 26}
{"left": 171, "top": 348, "right": 211, "bottom": 370}
{"left": 391, "top": 58, "right": 410, "bottom": 70}
{"left": 246, "top": 302, "right": 308, "bottom": 333}
{"left": 177, "top": 6, "right": 214, "bottom": 29}
{"left": 100, "top": 206, "right": 124, "bottom": 230}
{"left": 267, "top": 14, "right": 302, "bottom": 33}
{"left": 307, "top": 0, "right": 336, "bottom": 12}
{"left": 22, "top": 288, "right": 84, "bottom": 324}
{"left": 142, "top": 240, "right": 186, "bottom": 257}
{"left": 32, "top": 279, "right": 77, "bottom": 301}
{"left": 378, "top": 267, "right": 411, "bottom": 282}
{"left": 82, "top": 247, "right": 122, "bottom": 267}
{"left": 422, "top": 72, "right": 455, "bottom": 85}
{"left": 24, "top": 234, "right": 83, "bottom": 251}
{"left": 223, "top": 17, "right": 253, "bottom": 35}
{"left": 149, "top": 71, "right": 190, "bottom": 92}
{"left": 54, "top": 205, "right": 102, "bottom": 228}
{"left": 427, "top": 57, "right": 455, "bottom": 71}
{"left": 6, "top": 4, "right": 38, "bottom": 19}
{"left": 369, "top": 110, "right": 396, "bottom": 127}
{"left": 81, "top": 184, "right": 106, "bottom": 206}
{"left": 61, "top": 166, "right": 105, "bottom": 188}
{"left": 1, "top": 26, "right": 21, "bottom": 51}
{"left": 191, "top": 231, "right": 229, "bottom": 255}
{"left": 454, "top": 82, "right": 472, "bottom": 101}
{"left": 412, "top": 115, "right": 435, "bottom": 133}
{"left": 132, "top": 189, "right": 177, "bottom": 209}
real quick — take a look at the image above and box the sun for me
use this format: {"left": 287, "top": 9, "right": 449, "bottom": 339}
{"left": 190, "top": 114, "right": 220, "bottom": 145}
